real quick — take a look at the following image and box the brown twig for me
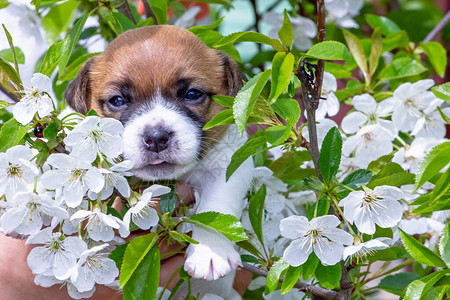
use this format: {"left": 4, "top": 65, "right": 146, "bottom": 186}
{"left": 117, "top": 0, "right": 136, "bottom": 25}
{"left": 423, "top": 10, "right": 450, "bottom": 43}
{"left": 0, "top": 83, "right": 19, "bottom": 102}
{"left": 142, "top": 0, "right": 158, "bottom": 24}
{"left": 242, "top": 262, "right": 340, "bottom": 299}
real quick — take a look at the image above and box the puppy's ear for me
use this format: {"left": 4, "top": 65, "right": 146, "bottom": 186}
{"left": 64, "top": 59, "right": 95, "bottom": 115}
{"left": 218, "top": 52, "right": 246, "bottom": 96}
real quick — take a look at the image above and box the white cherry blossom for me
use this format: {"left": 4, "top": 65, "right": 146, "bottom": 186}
{"left": 342, "top": 124, "right": 394, "bottom": 168}
{"left": 341, "top": 94, "right": 395, "bottom": 134}
{"left": 34, "top": 274, "right": 96, "bottom": 299}
{"left": 41, "top": 153, "right": 104, "bottom": 207}
{"left": 263, "top": 12, "right": 317, "bottom": 50}
{"left": 316, "top": 72, "right": 340, "bottom": 120}
{"left": 70, "top": 244, "right": 119, "bottom": 293}
{"left": 13, "top": 73, "right": 54, "bottom": 125}
{"left": 123, "top": 185, "right": 171, "bottom": 230}
{"left": 88, "top": 160, "right": 133, "bottom": 200}
{"left": 71, "top": 208, "right": 129, "bottom": 241}
{"left": 411, "top": 99, "right": 450, "bottom": 139}
{"left": 280, "top": 215, "right": 353, "bottom": 266}
{"left": 26, "top": 228, "right": 87, "bottom": 280}
{"left": 393, "top": 138, "right": 440, "bottom": 173}
{"left": 64, "top": 116, "right": 124, "bottom": 163}
{"left": 382, "top": 79, "right": 436, "bottom": 133}
{"left": 325, "top": 0, "right": 364, "bottom": 28}
{"left": 339, "top": 186, "right": 404, "bottom": 235}
{"left": 1, "top": 192, "right": 68, "bottom": 235}
{"left": 343, "top": 238, "right": 391, "bottom": 263}
{"left": 0, "top": 145, "right": 38, "bottom": 200}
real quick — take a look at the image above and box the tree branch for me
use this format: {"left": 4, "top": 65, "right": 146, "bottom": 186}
{"left": 0, "top": 83, "right": 19, "bottom": 102}
{"left": 423, "top": 10, "right": 450, "bottom": 43}
{"left": 117, "top": 0, "right": 136, "bottom": 25}
{"left": 242, "top": 262, "right": 340, "bottom": 299}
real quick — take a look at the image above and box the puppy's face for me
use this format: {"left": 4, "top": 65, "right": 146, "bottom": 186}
{"left": 65, "top": 25, "right": 243, "bottom": 180}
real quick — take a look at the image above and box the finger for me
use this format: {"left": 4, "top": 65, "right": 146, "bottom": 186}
{"left": 159, "top": 254, "right": 185, "bottom": 290}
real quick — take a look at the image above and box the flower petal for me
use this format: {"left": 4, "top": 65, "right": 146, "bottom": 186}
{"left": 279, "top": 215, "right": 309, "bottom": 239}
{"left": 283, "top": 238, "right": 312, "bottom": 266}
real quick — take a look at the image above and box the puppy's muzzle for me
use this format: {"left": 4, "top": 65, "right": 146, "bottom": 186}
{"left": 143, "top": 126, "right": 173, "bottom": 153}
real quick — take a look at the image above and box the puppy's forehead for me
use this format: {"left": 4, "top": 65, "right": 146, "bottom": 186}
{"left": 91, "top": 25, "right": 225, "bottom": 97}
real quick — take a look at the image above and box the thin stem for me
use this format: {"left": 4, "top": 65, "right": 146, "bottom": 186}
{"left": 329, "top": 194, "right": 358, "bottom": 238}
{"left": 423, "top": 10, "right": 450, "bottom": 43}
{"left": 242, "top": 262, "right": 340, "bottom": 299}
{"left": 142, "top": 0, "right": 158, "bottom": 24}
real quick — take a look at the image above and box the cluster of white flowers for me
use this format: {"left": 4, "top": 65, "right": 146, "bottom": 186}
{"left": 0, "top": 74, "right": 172, "bottom": 299}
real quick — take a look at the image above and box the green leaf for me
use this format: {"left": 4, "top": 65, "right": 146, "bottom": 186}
{"left": 146, "top": 0, "right": 168, "bottom": 24}
{"left": 0, "top": 0, "right": 9, "bottom": 9}
{"left": 0, "top": 47, "right": 25, "bottom": 65}
{"left": 203, "top": 109, "right": 234, "bottom": 130}
{"left": 431, "top": 167, "right": 450, "bottom": 202}
{"left": 226, "top": 131, "right": 266, "bottom": 180}
{"left": 43, "top": 122, "right": 59, "bottom": 140}
{"left": 280, "top": 265, "right": 302, "bottom": 295}
{"left": 113, "top": 11, "right": 136, "bottom": 32}
{"left": 0, "top": 118, "right": 31, "bottom": 152}
{"left": 119, "top": 233, "right": 158, "bottom": 288}
{"left": 168, "top": 231, "right": 199, "bottom": 245}
{"left": 341, "top": 169, "right": 372, "bottom": 190}
{"left": 248, "top": 185, "right": 266, "bottom": 246}
{"left": 324, "top": 62, "right": 352, "bottom": 79}
{"left": 343, "top": 30, "right": 369, "bottom": 82}
{"left": 109, "top": 243, "right": 128, "bottom": 270}
{"left": 378, "top": 272, "right": 421, "bottom": 295}
{"left": 212, "top": 95, "right": 234, "bottom": 107}
{"left": 367, "top": 153, "right": 395, "bottom": 175}
{"left": 306, "top": 198, "right": 330, "bottom": 220}
{"left": 0, "top": 100, "right": 12, "bottom": 109}
{"left": 398, "top": 228, "right": 446, "bottom": 268}
{"left": 189, "top": 17, "right": 225, "bottom": 34}
{"left": 184, "top": 0, "right": 232, "bottom": 8}
{"left": 2, "top": 25, "right": 20, "bottom": 72}
{"left": 439, "top": 223, "right": 450, "bottom": 268}
{"left": 404, "top": 269, "right": 448, "bottom": 300}
{"left": 278, "top": 10, "right": 293, "bottom": 48}
{"left": 367, "top": 246, "right": 410, "bottom": 261}
{"left": 265, "top": 259, "right": 289, "bottom": 295}
{"left": 367, "top": 170, "right": 414, "bottom": 188}
{"left": 122, "top": 245, "right": 160, "bottom": 300}
{"left": 302, "top": 253, "right": 319, "bottom": 280}
{"left": 369, "top": 28, "right": 382, "bottom": 77}
{"left": 58, "top": 14, "right": 88, "bottom": 79}
{"left": 236, "top": 240, "right": 263, "bottom": 258}
{"left": 241, "top": 254, "right": 259, "bottom": 263}
{"left": 185, "top": 212, "right": 247, "bottom": 242}
{"left": 42, "top": 0, "right": 77, "bottom": 43}
{"left": 0, "top": 56, "right": 22, "bottom": 92}
{"left": 213, "top": 31, "right": 283, "bottom": 51}
{"left": 421, "top": 41, "right": 447, "bottom": 78}
{"left": 269, "top": 52, "right": 294, "bottom": 103}
{"left": 415, "top": 141, "right": 450, "bottom": 189}
{"left": 86, "top": 109, "right": 99, "bottom": 117}
{"left": 432, "top": 82, "right": 450, "bottom": 103}
{"left": 269, "top": 150, "right": 313, "bottom": 181}
{"left": 382, "top": 31, "right": 410, "bottom": 52}
{"left": 305, "top": 41, "right": 351, "bottom": 61}
{"left": 160, "top": 188, "right": 176, "bottom": 214}
{"left": 315, "top": 263, "right": 341, "bottom": 290}
{"left": 233, "top": 69, "right": 271, "bottom": 134}
{"left": 271, "top": 98, "right": 300, "bottom": 127}
{"left": 59, "top": 52, "right": 99, "bottom": 82}
{"left": 365, "top": 14, "right": 401, "bottom": 36}
{"left": 379, "top": 57, "right": 427, "bottom": 81}
{"left": 39, "top": 36, "right": 70, "bottom": 77}
{"left": 319, "top": 127, "right": 342, "bottom": 183}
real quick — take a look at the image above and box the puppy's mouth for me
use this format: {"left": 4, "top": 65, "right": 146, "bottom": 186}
{"left": 148, "top": 159, "right": 166, "bottom": 165}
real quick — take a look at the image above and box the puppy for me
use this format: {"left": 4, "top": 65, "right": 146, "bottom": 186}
{"left": 65, "top": 25, "right": 253, "bottom": 296}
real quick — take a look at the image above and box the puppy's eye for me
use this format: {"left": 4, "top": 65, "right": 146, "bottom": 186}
{"left": 108, "top": 96, "right": 126, "bottom": 108}
{"left": 184, "top": 89, "right": 205, "bottom": 101}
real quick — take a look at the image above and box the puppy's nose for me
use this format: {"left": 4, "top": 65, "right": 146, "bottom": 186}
{"left": 143, "top": 128, "right": 172, "bottom": 153}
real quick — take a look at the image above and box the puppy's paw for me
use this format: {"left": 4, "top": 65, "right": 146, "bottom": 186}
{"left": 184, "top": 228, "right": 241, "bottom": 280}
